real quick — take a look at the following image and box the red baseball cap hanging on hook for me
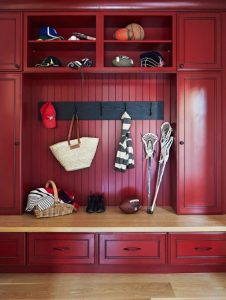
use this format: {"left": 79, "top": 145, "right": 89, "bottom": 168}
{"left": 40, "top": 101, "right": 56, "bottom": 128}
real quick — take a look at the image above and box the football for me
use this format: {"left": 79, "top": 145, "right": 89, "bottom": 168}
{"left": 119, "top": 198, "right": 141, "bottom": 214}
{"left": 112, "top": 55, "right": 134, "bottom": 67}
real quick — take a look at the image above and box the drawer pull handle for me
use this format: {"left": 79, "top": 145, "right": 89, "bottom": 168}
{"left": 53, "top": 247, "right": 70, "bottom": 251}
{"left": 123, "top": 247, "right": 141, "bottom": 251}
{"left": 194, "top": 247, "right": 212, "bottom": 251}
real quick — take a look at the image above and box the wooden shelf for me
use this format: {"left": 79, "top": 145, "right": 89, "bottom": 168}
{"left": 0, "top": 207, "right": 226, "bottom": 233}
{"left": 23, "top": 66, "right": 176, "bottom": 73}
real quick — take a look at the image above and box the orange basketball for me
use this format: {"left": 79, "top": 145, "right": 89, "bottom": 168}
{"left": 113, "top": 28, "right": 134, "bottom": 40}
{"left": 126, "top": 23, "right": 145, "bottom": 40}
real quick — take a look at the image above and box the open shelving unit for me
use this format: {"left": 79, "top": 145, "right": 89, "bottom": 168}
{"left": 23, "top": 12, "right": 176, "bottom": 73}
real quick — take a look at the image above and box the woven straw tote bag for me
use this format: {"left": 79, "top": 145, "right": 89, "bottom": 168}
{"left": 49, "top": 114, "right": 99, "bottom": 171}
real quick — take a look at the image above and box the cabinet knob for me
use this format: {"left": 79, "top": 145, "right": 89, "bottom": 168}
{"left": 179, "top": 64, "right": 184, "bottom": 68}
{"left": 179, "top": 141, "right": 184, "bottom": 145}
{"left": 15, "top": 63, "right": 20, "bottom": 69}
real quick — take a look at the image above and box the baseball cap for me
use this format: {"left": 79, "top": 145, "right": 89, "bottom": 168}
{"left": 40, "top": 101, "right": 56, "bottom": 129}
{"left": 39, "top": 26, "right": 64, "bottom": 40}
{"left": 35, "top": 56, "right": 62, "bottom": 67}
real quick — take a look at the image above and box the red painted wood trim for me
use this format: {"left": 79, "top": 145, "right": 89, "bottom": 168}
{"left": 0, "top": 0, "right": 226, "bottom": 11}
{"left": 0, "top": 263, "right": 226, "bottom": 273}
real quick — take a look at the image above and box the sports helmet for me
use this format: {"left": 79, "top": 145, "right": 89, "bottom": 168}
{"left": 140, "top": 51, "right": 165, "bottom": 67}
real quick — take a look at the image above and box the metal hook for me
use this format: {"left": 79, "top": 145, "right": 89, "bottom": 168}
{"left": 149, "top": 102, "right": 152, "bottom": 116}
{"left": 100, "top": 102, "right": 103, "bottom": 117}
{"left": 74, "top": 103, "right": 78, "bottom": 116}
{"left": 124, "top": 102, "right": 127, "bottom": 112}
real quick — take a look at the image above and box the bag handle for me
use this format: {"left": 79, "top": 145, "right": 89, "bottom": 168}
{"left": 45, "top": 180, "right": 59, "bottom": 204}
{"left": 67, "top": 114, "right": 81, "bottom": 149}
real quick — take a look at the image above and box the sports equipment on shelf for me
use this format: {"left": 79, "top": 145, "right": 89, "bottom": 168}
{"left": 150, "top": 122, "right": 173, "bottom": 213}
{"left": 126, "top": 23, "right": 145, "bottom": 40}
{"left": 140, "top": 51, "right": 165, "bottom": 67}
{"left": 35, "top": 56, "right": 62, "bottom": 67}
{"left": 112, "top": 55, "right": 134, "bottom": 67}
{"left": 142, "top": 133, "right": 158, "bottom": 214}
{"left": 113, "top": 28, "right": 134, "bottom": 40}
{"left": 38, "top": 26, "right": 63, "bottom": 40}
{"left": 119, "top": 198, "right": 141, "bottom": 214}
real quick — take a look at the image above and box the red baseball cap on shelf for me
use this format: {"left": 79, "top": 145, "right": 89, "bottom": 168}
{"left": 40, "top": 101, "right": 56, "bottom": 128}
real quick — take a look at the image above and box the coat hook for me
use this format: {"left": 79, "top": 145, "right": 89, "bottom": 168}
{"left": 149, "top": 102, "right": 152, "bottom": 116}
{"left": 124, "top": 102, "right": 127, "bottom": 111}
{"left": 74, "top": 103, "right": 78, "bottom": 115}
{"left": 100, "top": 102, "right": 103, "bottom": 116}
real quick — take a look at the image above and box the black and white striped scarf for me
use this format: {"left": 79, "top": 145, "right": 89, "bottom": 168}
{"left": 115, "top": 111, "right": 135, "bottom": 172}
{"left": 25, "top": 188, "right": 55, "bottom": 212}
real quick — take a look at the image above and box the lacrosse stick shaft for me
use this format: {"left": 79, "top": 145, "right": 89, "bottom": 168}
{"left": 147, "top": 157, "right": 152, "bottom": 213}
{"left": 150, "top": 161, "right": 166, "bottom": 213}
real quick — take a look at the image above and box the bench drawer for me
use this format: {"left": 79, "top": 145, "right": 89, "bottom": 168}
{"left": 169, "top": 233, "right": 226, "bottom": 264}
{"left": 28, "top": 233, "right": 95, "bottom": 265}
{"left": 99, "top": 233, "right": 166, "bottom": 265}
{"left": 0, "top": 233, "right": 25, "bottom": 265}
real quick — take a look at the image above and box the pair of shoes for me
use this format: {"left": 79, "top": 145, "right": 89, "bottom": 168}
{"left": 86, "top": 194, "right": 105, "bottom": 213}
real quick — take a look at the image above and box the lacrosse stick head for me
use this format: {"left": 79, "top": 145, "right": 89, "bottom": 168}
{"left": 160, "top": 122, "right": 173, "bottom": 144}
{"left": 142, "top": 133, "right": 158, "bottom": 159}
{"left": 159, "top": 122, "right": 174, "bottom": 163}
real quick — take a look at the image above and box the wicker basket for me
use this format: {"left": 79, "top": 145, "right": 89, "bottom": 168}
{"left": 33, "top": 180, "right": 74, "bottom": 218}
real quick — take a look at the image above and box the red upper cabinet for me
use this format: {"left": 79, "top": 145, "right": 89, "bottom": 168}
{"left": 177, "top": 13, "right": 221, "bottom": 70}
{"left": 177, "top": 72, "right": 222, "bottom": 214}
{"left": 0, "top": 13, "right": 22, "bottom": 71}
{"left": 0, "top": 74, "right": 22, "bottom": 214}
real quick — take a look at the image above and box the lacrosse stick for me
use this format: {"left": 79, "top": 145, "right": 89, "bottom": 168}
{"left": 142, "top": 133, "right": 158, "bottom": 214}
{"left": 150, "top": 122, "right": 173, "bottom": 213}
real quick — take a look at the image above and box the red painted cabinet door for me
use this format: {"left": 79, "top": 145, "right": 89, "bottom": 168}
{"left": 0, "top": 233, "right": 25, "bottom": 265}
{"left": 28, "top": 233, "right": 95, "bottom": 265}
{"left": 0, "top": 74, "right": 21, "bottom": 214}
{"left": 169, "top": 233, "right": 226, "bottom": 265}
{"left": 177, "top": 72, "right": 221, "bottom": 214}
{"left": 0, "top": 13, "right": 21, "bottom": 71}
{"left": 177, "top": 13, "right": 221, "bottom": 69}
{"left": 99, "top": 233, "right": 166, "bottom": 265}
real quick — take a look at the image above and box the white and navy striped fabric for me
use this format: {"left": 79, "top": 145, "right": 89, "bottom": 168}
{"left": 25, "top": 188, "right": 55, "bottom": 212}
{"left": 115, "top": 111, "right": 135, "bottom": 172}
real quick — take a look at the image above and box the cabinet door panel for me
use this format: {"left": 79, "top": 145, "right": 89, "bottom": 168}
{"left": 0, "top": 233, "right": 25, "bottom": 265}
{"left": 178, "top": 13, "right": 221, "bottom": 69}
{"left": 0, "top": 13, "right": 21, "bottom": 70}
{"left": 0, "top": 74, "right": 21, "bottom": 214}
{"left": 28, "top": 233, "right": 95, "bottom": 265}
{"left": 99, "top": 233, "right": 166, "bottom": 265}
{"left": 177, "top": 72, "right": 221, "bottom": 214}
{"left": 169, "top": 233, "right": 226, "bottom": 265}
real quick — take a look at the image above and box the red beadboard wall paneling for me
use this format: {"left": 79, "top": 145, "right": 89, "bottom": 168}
{"left": 22, "top": 76, "right": 32, "bottom": 212}
{"left": 0, "top": 0, "right": 226, "bottom": 11}
{"left": 223, "top": 13, "right": 226, "bottom": 214}
{"left": 27, "top": 73, "right": 175, "bottom": 207}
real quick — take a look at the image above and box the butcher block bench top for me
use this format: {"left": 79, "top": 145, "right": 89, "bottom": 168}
{"left": 0, "top": 207, "right": 226, "bottom": 232}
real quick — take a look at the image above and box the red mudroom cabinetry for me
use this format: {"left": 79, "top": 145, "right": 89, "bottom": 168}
{"left": 99, "top": 233, "right": 166, "bottom": 265}
{"left": 0, "top": 74, "right": 22, "bottom": 214}
{"left": 0, "top": 13, "right": 21, "bottom": 71}
{"left": 177, "top": 13, "right": 221, "bottom": 70}
{"left": 28, "top": 233, "right": 95, "bottom": 265}
{"left": 177, "top": 72, "right": 222, "bottom": 214}
{"left": 169, "top": 233, "right": 226, "bottom": 265}
{"left": 0, "top": 233, "right": 25, "bottom": 265}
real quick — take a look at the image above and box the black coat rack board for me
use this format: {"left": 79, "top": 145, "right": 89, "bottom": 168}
{"left": 38, "top": 101, "right": 164, "bottom": 120}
